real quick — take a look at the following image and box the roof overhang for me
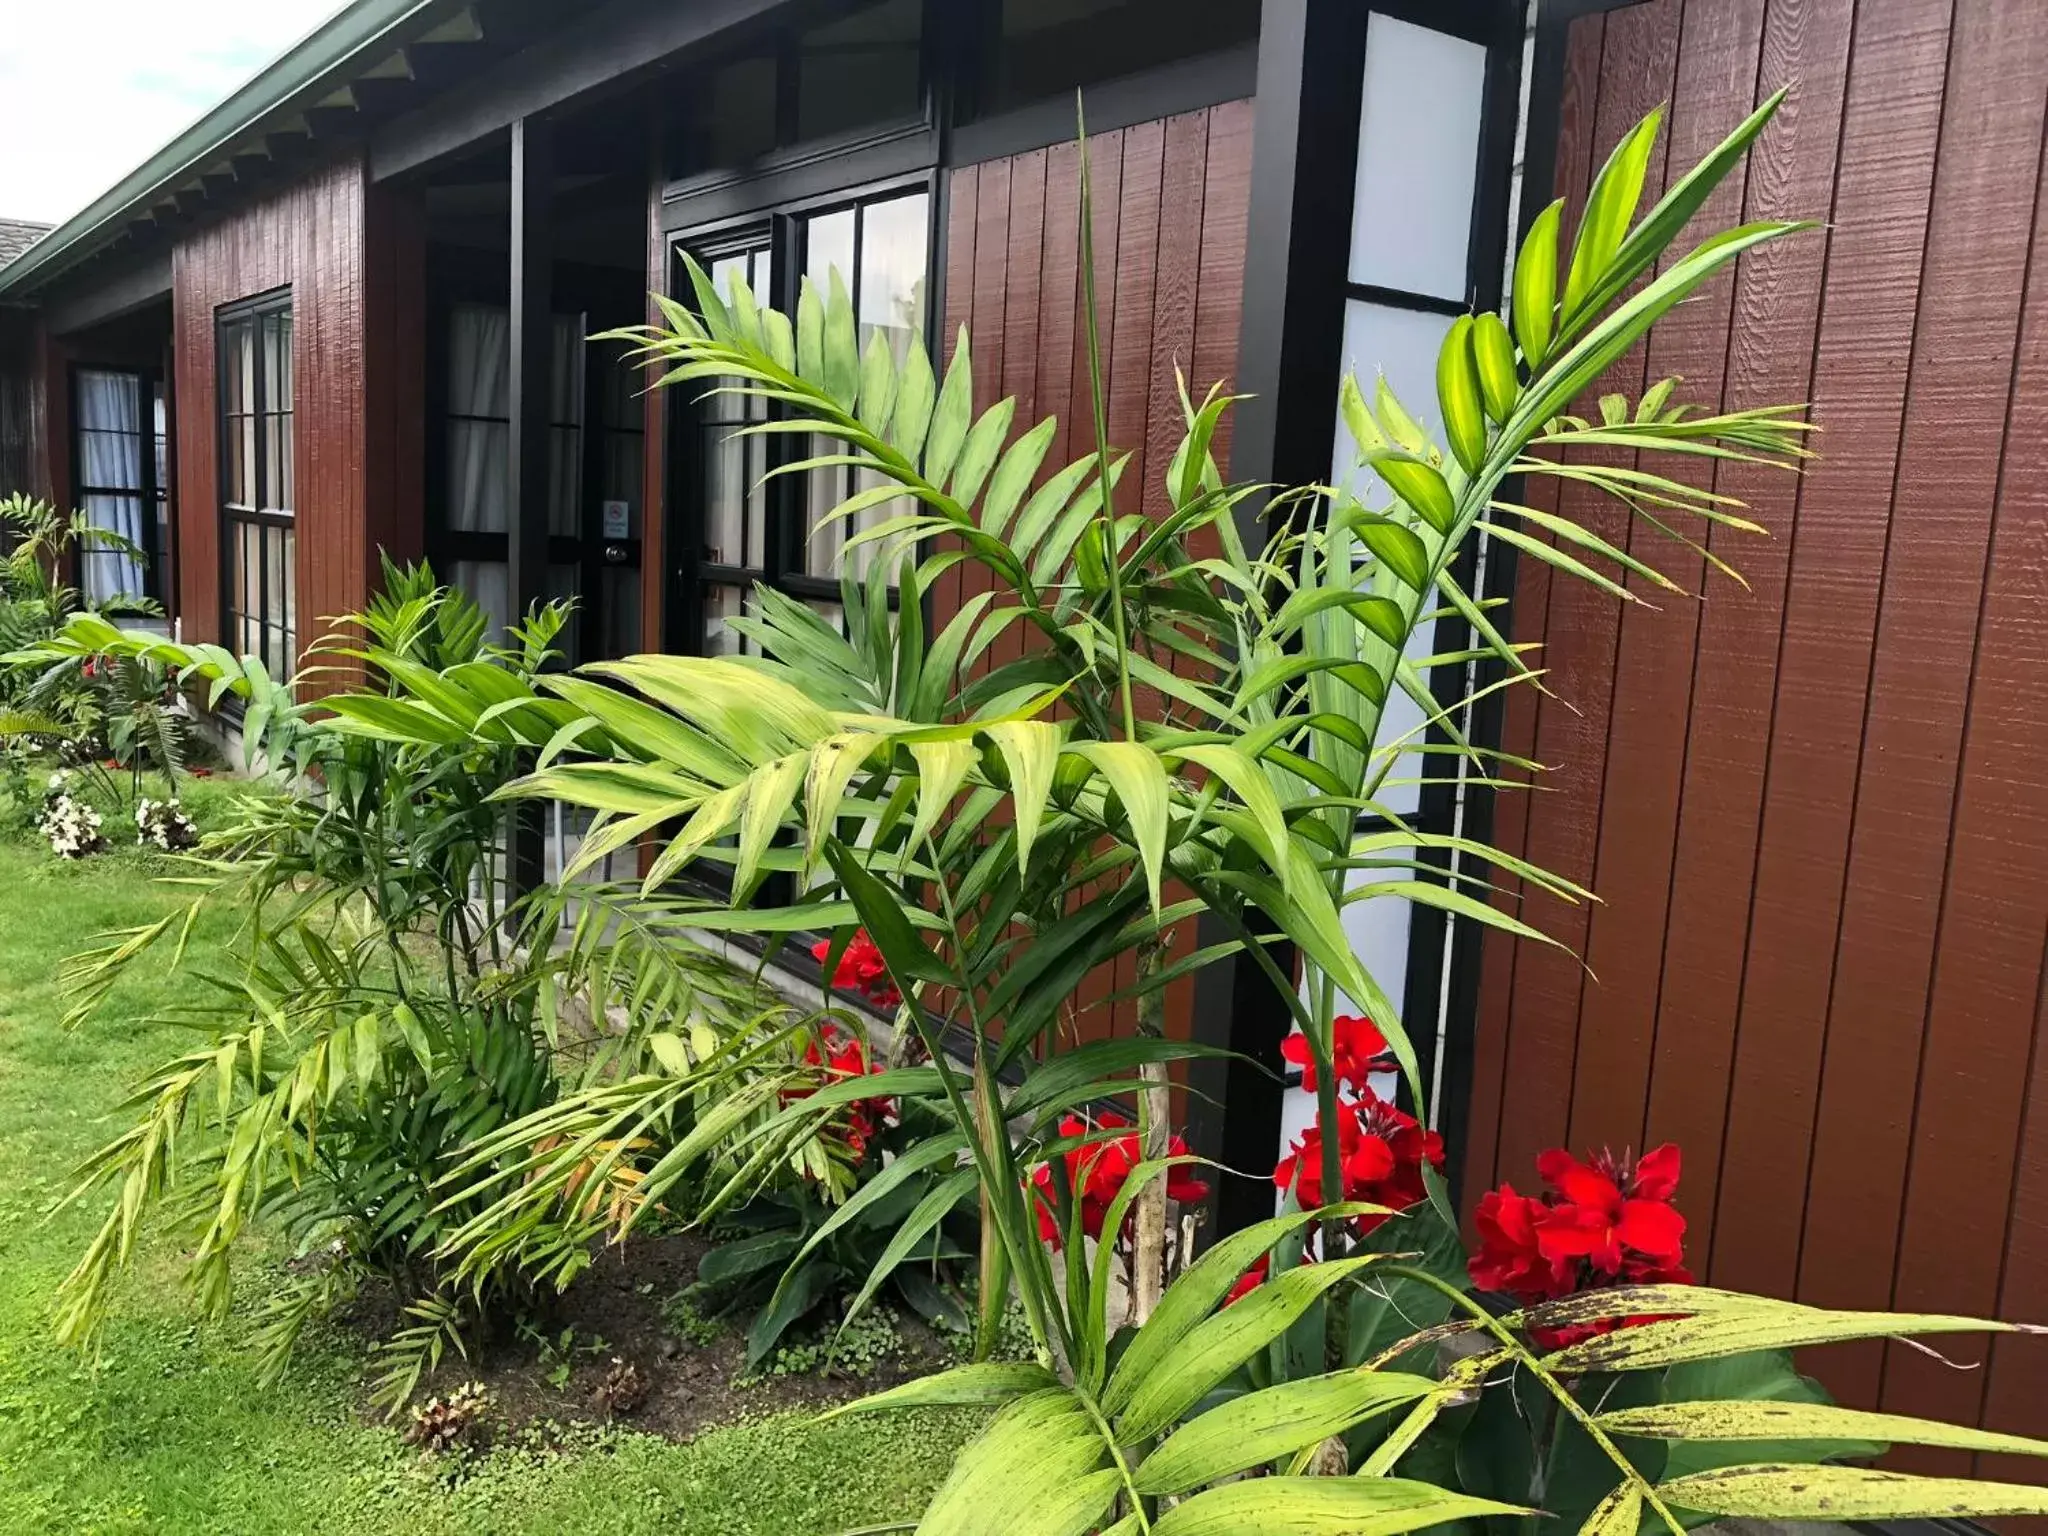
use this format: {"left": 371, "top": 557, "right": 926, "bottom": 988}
{"left": 0, "top": 0, "right": 477, "bottom": 301}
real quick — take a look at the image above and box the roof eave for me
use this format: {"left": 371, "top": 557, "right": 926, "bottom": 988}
{"left": 0, "top": 0, "right": 461, "bottom": 301}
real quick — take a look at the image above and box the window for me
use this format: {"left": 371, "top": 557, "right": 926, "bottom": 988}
{"left": 218, "top": 293, "right": 295, "bottom": 678}
{"left": 73, "top": 368, "right": 170, "bottom": 611}
{"left": 432, "top": 295, "right": 646, "bottom": 666}
{"left": 671, "top": 0, "right": 925, "bottom": 178}
{"left": 676, "top": 184, "right": 931, "bottom": 657}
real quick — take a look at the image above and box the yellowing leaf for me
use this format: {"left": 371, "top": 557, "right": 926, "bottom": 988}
{"left": 1152, "top": 1478, "right": 1526, "bottom": 1536}
{"left": 1657, "top": 1465, "right": 2048, "bottom": 1522}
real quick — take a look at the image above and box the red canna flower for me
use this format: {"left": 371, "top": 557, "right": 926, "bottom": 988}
{"left": 1533, "top": 1145, "right": 1687, "bottom": 1276}
{"left": 787, "top": 1027, "right": 897, "bottom": 1165}
{"left": 1278, "top": 1014, "right": 1395, "bottom": 1096}
{"left": 1224, "top": 1255, "right": 1272, "bottom": 1307}
{"left": 1469, "top": 1143, "right": 1694, "bottom": 1351}
{"left": 1030, "top": 1112, "right": 1211, "bottom": 1249}
{"left": 1272, "top": 1092, "right": 1444, "bottom": 1233}
{"left": 1469, "top": 1184, "right": 1573, "bottom": 1299}
{"left": 811, "top": 929, "right": 902, "bottom": 1010}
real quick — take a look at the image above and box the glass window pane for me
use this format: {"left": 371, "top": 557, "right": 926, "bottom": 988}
{"left": 1347, "top": 14, "right": 1488, "bottom": 300}
{"left": 601, "top": 566, "right": 643, "bottom": 659}
{"left": 703, "top": 428, "right": 746, "bottom": 567}
{"left": 795, "top": 0, "right": 922, "bottom": 142}
{"left": 452, "top": 559, "right": 511, "bottom": 640}
{"left": 274, "top": 311, "right": 293, "bottom": 408}
{"left": 603, "top": 430, "right": 644, "bottom": 510}
{"left": 702, "top": 583, "right": 749, "bottom": 656}
{"left": 805, "top": 208, "right": 857, "bottom": 299}
{"left": 551, "top": 314, "right": 586, "bottom": 426}
{"left": 549, "top": 424, "right": 582, "bottom": 538}
{"left": 992, "top": 0, "right": 1257, "bottom": 115}
{"left": 804, "top": 441, "right": 848, "bottom": 579}
{"left": 447, "top": 420, "right": 510, "bottom": 533}
{"left": 78, "top": 431, "right": 142, "bottom": 490}
{"left": 278, "top": 527, "right": 297, "bottom": 664}
{"left": 450, "top": 304, "right": 511, "bottom": 419}
{"left": 857, "top": 193, "right": 929, "bottom": 364}
{"left": 264, "top": 416, "right": 284, "bottom": 510}
{"left": 277, "top": 413, "right": 295, "bottom": 514}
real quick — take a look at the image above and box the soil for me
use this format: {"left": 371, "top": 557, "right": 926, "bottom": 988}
{"left": 348, "top": 1227, "right": 961, "bottom": 1443}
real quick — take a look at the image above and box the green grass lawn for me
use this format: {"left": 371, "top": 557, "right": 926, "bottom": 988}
{"left": 0, "top": 805, "right": 970, "bottom": 1535}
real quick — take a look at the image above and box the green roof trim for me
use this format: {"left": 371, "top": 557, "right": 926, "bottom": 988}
{"left": 0, "top": 0, "right": 459, "bottom": 299}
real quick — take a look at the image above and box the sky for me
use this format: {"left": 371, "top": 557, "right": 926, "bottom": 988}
{"left": 0, "top": 0, "right": 345, "bottom": 225}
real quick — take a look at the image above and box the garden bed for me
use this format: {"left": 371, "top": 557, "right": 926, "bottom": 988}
{"left": 345, "top": 1225, "right": 964, "bottom": 1443}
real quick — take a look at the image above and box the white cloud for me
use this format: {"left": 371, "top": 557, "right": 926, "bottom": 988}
{"left": 0, "top": 0, "right": 345, "bottom": 224}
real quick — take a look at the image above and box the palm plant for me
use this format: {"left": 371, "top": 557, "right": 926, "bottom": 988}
{"left": 175, "top": 95, "right": 2048, "bottom": 1531}
{"left": 28, "top": 563, "right": 781, "bottom": 1409}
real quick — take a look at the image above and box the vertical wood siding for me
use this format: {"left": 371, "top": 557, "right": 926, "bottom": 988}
{"left": 934, "top": 100, "right": 1254, "bottom": 1048}
{"left": 171, "top": 155, "right": 425, "bottom": 670}
{"left": 1469, "top": 0, "right": 2048, "bottom": 1462}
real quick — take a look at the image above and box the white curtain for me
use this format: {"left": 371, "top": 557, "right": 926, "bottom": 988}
{"left": 445, "top": 306, "right": 585, "bottom": 538}
{"left": 447, "top": 305, "right": 510, "bottom": 534}
{"left": 75, "top": 369, "right": 145, "bottom": 604}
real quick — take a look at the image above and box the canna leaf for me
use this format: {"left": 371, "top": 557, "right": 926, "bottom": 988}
{"left": 892, "top": 338, "right": 939, "bottom": 461}
{"left": 1115, "top": 1254, "right": 1389, "bottom": 1443}
{"left": 1599, "top": 1400, "right": 2048, "bottom": 1461}
{"left": 1576, "top": 1483, "right": 1643, "bottom": 1536}
{"left": 1132, "top": 1370, "right": 1438, "bottom": 1495}
{"left": 914, "top": 1388, "right": 1119, "bottom": 1536}
{"left": 827, "top": 1361, "right": 1059, "bottom": 1419}
{"left": 1358, "top": 519, "right": 1432, "bottom": 592}
{"left": 1544, "top": 1303, "right": 2029, "bottom": 1374}
{"left": 1656, "top": 1465, "right": 2048, "bottom": 1523}
{"left": 1152, "top": 1478, "right": 1527, "bottom": 1536}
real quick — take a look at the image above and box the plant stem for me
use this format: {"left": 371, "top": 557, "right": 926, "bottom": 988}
{"left": 1129, "top": 938, "right": 1170, "bottom": 1324}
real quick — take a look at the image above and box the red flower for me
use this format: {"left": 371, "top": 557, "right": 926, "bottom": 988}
{"left": 1533, "top": 1145, "right": 1687, "bottom": 1276}
{"left": 1468, "top": 1143, "right": 1694, "bottom": 1350}
{"left": 1224, "top": 1255, "right": 1272, "bottom": 1307}
{"left": 1278, "top": 1014, "right": 1395, "bottom": 1096}
{"left": 1030, "top": 1113, "right": 1210, "bottom": 1249}
{"left": 1272, "top": 1093, "right": 1444, "bottom": 1232}
{"left": 811, "top": 929, "right": 902, "bottom": 1010}
{"left": 788, "top": 1027, "right": 897, "bottom": 1164}
{"left": 1469, "top": 1185, "right": 1574, "bottom": 1299}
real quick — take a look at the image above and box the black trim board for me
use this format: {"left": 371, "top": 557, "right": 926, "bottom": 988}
{"left": 43, "top": 251, "right": 174, "bottom": 339}
{"left": 371, "top": 0, "right": 811, "bottom": 183}
{"left": 946, "top": 43, "right": 1259, "bottom": 168}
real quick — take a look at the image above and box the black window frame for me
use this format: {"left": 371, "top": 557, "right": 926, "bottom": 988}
{"left": 664, "top": 169, "right": 940, "bottom": 659}
{"left": 215, "top": 287, "right": 296, "bottom": 681}
{"left": 68, "top": 362, "right": 172, "bottom": 611}
{"left": 422, "top": 249, "right": 651, "bottom": 667}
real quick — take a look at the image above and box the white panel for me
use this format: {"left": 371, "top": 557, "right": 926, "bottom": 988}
{"left": 1330, "top": 300, "right": 1456, "bottom": 501}
{"left": 1347, "top": 13, "right": 1490, "bottom": 300}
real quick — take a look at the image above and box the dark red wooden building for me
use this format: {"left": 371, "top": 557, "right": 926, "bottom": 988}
{"left": 1, "top": 0, "right": 2044, "bottom": 1468}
